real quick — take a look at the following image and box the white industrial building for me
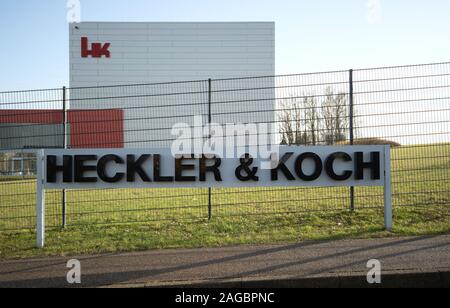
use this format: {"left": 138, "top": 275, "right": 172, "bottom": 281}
{"left": 69, "top": 22, "right": 276, "bottom": 148}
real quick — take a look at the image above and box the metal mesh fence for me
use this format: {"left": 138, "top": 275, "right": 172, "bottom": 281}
{"left": 0, "top": 62, "right": 449, "bottom": 231}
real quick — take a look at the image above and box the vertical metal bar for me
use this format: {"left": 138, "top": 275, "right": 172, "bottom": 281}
{"left": 349, "top": 69, "right": 355, "bottom": 211}
{"left": 208, "top": 188, "right": 212, "bottom": 220}
{"left": 384, "top": 145, "right": 392, "bottom": 230}
{"left": 208, "top": 79, "right": 212, "bottom": 220}
{"left": 208, "top": 79, "right": 212, "bottom": 130}
{"left": 36, "top": 149, "right": 45, "bottom": 248}
{"left": 62, "top": 86, "right": 67, "bottom": 228}
{"left": 21, "top": 151, "right": 24, "bottom": 180}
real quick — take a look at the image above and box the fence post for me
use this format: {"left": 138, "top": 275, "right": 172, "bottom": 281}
{"left": 208, "top": 79, "right": 212, "bottom": 220}
{"left": 349, "top": 69, "right": 355, "bottom": 211}
{"left": 36, "top": 149, "right": 45, "bottom": 248}
{"left": 62, "top": 86, "right": 67, "bottom": 228}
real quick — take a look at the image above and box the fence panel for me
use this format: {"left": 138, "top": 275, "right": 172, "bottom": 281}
{"left": 0, "top": 88, "right": 65, "bottom": 230}
{"left": 65, "top": 80, "right": 211, "bottom": 226}
{"left": 0, "top": 62, "right": 449, "bottom": 231}
{"left": 352, "top": 63, "right": 450, "bottom": 211}
{"left": 210, "top": 71, "right": 354, "bottom": 217}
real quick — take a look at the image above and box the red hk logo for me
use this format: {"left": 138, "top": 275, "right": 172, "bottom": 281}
{"left": 81, "top": 37, "right": 111, "bottom": 58}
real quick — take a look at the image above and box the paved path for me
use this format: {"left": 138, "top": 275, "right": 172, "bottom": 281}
{"left": 0, "top": 235, "right": 449, "bottom": 288}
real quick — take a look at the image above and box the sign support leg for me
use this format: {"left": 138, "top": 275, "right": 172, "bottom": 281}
{"left": 384, "top": 145, "right": 392, "bottom": 231}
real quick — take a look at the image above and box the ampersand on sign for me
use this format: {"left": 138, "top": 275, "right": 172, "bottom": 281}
{"left": 235, "top": 154, "right": 259, "bottom": 181}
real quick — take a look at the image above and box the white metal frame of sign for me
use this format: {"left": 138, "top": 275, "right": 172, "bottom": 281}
{"left": 35, "top": 146, "right": 392, "bottom": 248}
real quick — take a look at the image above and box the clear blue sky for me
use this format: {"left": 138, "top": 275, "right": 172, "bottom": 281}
{"left": 0, "top": 0, "right": 449, "bottom": 91}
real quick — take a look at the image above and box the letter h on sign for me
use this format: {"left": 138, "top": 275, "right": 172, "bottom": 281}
{"left": 81, "top": 37, "right": 111, "bottom": 58}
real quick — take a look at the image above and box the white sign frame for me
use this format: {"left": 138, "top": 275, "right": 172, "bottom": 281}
{"left": 34, "top": 146, "right": 392, "bottom": 248}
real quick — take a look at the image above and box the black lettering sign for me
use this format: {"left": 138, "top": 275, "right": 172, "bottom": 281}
{"left": 355, "top": 152, "right": 381, "bottom": 180}
{"left": 199, "top": 155, "right": 222, "bottom": 182}
{"left": 325, "top": 152, "right": 352, "bottom": 181}
{"left": 271, "top": 152, "right": 295, "bottom": 181}
{"left": 44, "top": 150, "right": 384, "bottom": 186}
{"left": 74, "top": 155, "right": 98, "bottom": 183}
{"left": 127, "top": 154, "right": 151, "bottom": 182}
{"left": 235, "top": 154, "right": 259, "bottom": 181}
{"left": 153, "top": 154, "right": 174, "bottom": 182}
{"left": 175, "top": 155, "right": 196, "bottom": 182}
{"left": 46, "top": 155, "right": 73, "bottom": 183}
{"left": 295, "top": 152, "right": 322, "bottom": 181}
{"left": 97, "top": 155, "right": 125, "bottom": 183}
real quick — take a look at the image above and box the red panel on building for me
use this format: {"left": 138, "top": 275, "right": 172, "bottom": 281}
{"left": 0, "top": 109, "right": 124, "bottom": 148}
{"left": 0, "top": 110, "right": 63, "bottom": 124}
{"left": 68, "top": 110, "right": 124, "bottom": 148}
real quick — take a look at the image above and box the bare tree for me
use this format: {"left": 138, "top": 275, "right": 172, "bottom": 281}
{"left": 279, "top": 96, "right": 311, "bottom": 146}
{"left": 321, "top": 87, "right": 348, "bottom": 145}
{"left": 279, "top": 88, "right": 350, "bottom": 146}
{"left": 279, "top": 97, "right": 306, "bottom": 145}
{"left": 304, "top": 96, "right": 320, "bottom": 145}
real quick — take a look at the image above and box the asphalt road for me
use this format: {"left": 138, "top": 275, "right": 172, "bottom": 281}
{"left": 0, "top": 235, "right": 449, "bottom": 288}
